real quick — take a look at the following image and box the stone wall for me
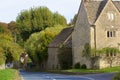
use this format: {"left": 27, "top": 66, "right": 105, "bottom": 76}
{"left": 72, "top": 1, "right": 91, "bottom": 68}
{"left": 47, "top": 48, "right": 60, "bottom": 70}
{"left": 90, "top": 0, "right": 120, "bottom": 69}
{"left": 91, "top": 55, "right": 120, "bottom": 69}
{"left": 99, "top": 55, "right": 120, "bottom": 69}
{"left": 94, "top": 0, "right": 120, "bottom": 49}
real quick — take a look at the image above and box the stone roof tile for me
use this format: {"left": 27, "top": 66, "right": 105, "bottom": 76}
{"left": 113, "top": 1, "right": 120, "bottom": 11}
{"left": 48, "top": 27, "right": 73, "bottom": 48}
{"left": 84, "top": 0, "right": 107, "bottom": 24}
{"left": 84, "top": 0, "right": 120, "bottom": 24}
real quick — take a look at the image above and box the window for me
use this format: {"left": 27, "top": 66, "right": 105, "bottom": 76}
{"left": 107, "top": 12, "right": 114, "bottom": 21}
{"left": 106, "top": 52, "right": 116, "bottom": 57}
{"left": 107, "top": 31, "right": 116, "bottom": 37}
{"left": 110, "top": 52, "right": 113, "bottom": 56}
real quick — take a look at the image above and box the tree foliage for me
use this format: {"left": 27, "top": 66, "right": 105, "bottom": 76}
{"left": 16, "top": 6, "right": 67, "bottom": 41}
{"left": 25, "top": 25, "right": 66, "bottom": 65}
{"left": 0, "top": 23, "right": 24, "bottom": 64}
{"left": 68, "top": 14, "right": 77, "bottom": 26}
{"left": 0, "top": 33, "right": 23, "bottom": 63}
{"left": 8, "top": 21, "right": 19, "bottom": 34}
{"left": 0, "top": 22, "right": 11, "bottom": 34}
{"left": 0, "top": 47, "right": 5, "bottom": 65}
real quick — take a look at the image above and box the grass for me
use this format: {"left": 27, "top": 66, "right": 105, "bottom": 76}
{"left": 47, "top": 66, "right": 120, "bottom": 75}
{"left": 0, "top": 69, "right": 21, "bottom": 80}
{"left": 65, "top": 66, "right": 120, "bottom": 73}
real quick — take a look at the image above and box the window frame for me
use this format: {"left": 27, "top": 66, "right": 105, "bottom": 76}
{"left": 107, "top": 30, "right": 116, "bottom": 38}
{"left": 107, "top": 12, "right": 114, "bottom": 21}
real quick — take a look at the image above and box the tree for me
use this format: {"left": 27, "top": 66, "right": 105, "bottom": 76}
{"left": 16, "top": 6, "right": 67, "bottom": 41}
{"left": 0, "top": 26, "right": 4, "bottom": 34}
{"left": 53, "top": 12, "right": 67, "bottom": 26}
{"left": 0, "top": 22, "right": 11, "bottom": 34}
{"left": 0, "top": 22, "right": 24, "bottom": 66}
{"left": 8, "top": 21, "right": 17, "bottom": 32}
{"left": 0, "top": 33, "right": 24, "bottom": 64}
{"left": 68, "top": 14, "right": 77, "bottom": 26}
{"left": 8, "top": 21, "right": 19, "bottom": 43}
{"left": 25, "top": 25, "right": 66, "bottom": 65}
{"left": 0, "top": 47, "right": 5, "bottom": 65}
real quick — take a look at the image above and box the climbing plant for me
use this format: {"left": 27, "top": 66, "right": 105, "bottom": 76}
{"left": 82, "top": 43, "right": 91, "bottom": 57}
{"left": 97, "top": 47, "right": 120, "bottom": 67}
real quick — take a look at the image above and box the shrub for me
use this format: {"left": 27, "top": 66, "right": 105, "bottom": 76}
{"left": 74, "top": 62, "right": 80, "bottom": 69}
{"left": 112, "top": 72, "right": 120, "bottom": 80}
{"left": 81, "top": 64, "right": 87, "bottom": 69}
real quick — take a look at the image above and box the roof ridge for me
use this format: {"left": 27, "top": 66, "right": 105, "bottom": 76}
{"left": 83, "top": 0, "right": 108, "bottom": 24}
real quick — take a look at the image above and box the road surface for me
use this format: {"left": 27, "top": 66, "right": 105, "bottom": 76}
{"left": 20, "top": 71, "right": 115, "bottom": 80}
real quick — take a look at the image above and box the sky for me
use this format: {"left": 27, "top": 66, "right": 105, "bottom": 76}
{"left": 0, "top": 0, "right": 81, "bottom": 23}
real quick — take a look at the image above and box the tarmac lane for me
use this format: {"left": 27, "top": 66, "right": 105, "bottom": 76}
{"left": 20, "top": 70, "right": 114, "bottom": 80}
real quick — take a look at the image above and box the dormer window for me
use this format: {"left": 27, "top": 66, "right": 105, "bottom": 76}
{"left": 107, "top": 12, "right": 114, "bottom": 21}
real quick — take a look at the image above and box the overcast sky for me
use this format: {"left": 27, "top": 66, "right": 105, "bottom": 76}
{"left": 0, "top": 0, "right": 81, "bottom": 23}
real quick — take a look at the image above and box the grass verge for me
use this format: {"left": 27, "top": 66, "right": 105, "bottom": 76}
{"left": 0, "top": 69, "right": 21, "bottom": 80}
{"left": 47, "top": 66, "right": 120, "bottom": 75}
{"left": 65, "top": 66, "right": 120, "bottom": 73}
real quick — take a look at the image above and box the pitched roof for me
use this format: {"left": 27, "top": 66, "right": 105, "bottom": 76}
{"left": 48, "top": 27, "right": 73, "bottom": 48}
{"left": 113, "top": 1, "right": 120, "bottom": 11}
{"left": 63, "top": 36, "right": 72, "bottom": 48}
{"left": 83, "top": 0, "right": 120, "bottom": 24}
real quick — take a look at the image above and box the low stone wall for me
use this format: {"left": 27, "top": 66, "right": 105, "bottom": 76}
{"left": 99, "top": 56, "right": 120, "bottom": 69}
{"left": 91, "top": 55, "right": 120, "bottom": 69}
{"left": 0, "top": 64, "right": 5, "bottom": 69}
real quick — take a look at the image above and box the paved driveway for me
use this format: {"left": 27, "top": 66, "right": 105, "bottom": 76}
{"left": 20, "top": 71, "right": 114, "bottom": 80}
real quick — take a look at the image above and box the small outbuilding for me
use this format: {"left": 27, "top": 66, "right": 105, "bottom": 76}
{"left": 47, "top": 27, "right": 73, "bottom": 70}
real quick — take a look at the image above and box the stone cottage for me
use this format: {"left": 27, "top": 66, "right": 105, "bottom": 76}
{"left": 72, "top": 0, "right": 120, "bottom": 69}
{"left": 47, "top": 27, "right": 73, "bottom": 69}
{"left": 47, "top": 0, "right": 120, "bottom": 70}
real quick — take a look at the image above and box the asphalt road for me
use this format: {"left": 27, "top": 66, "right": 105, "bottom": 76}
{"left": 20, "top": 71, "right": 115, "bottom": 80}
